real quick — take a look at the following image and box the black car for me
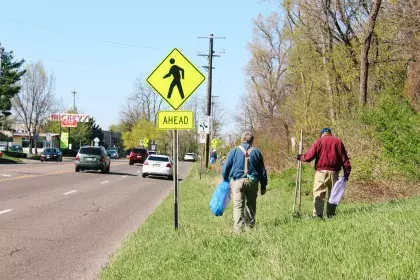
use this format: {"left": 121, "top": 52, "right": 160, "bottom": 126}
{"left": 40, "top": 148, "right": 63, "bottom": 162}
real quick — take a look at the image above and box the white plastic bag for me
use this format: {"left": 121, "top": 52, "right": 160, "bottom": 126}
{"left": 329, "top": 177, "right": 347, "bottom": 205}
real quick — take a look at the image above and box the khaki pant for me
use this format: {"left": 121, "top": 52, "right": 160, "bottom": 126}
{"left": 313, "top": 170, "right": 339, "bottom": 217}
{"left": 231, "top": 178, "right": 259, "bottom": 232}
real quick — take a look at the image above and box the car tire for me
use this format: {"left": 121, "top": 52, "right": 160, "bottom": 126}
{"left": 168, "top": 175, "right": 174, "bottom": 181}
{"left": 40, "top": 160, "right": 43, "bottom": 162}
{"left": 129, "top": 161, "right": 134, "bottom": 166}
{"left": 75, "top": 167, "right": 80, "bottom": 172}
{"left": 142, "top": 173, "right": 147, "bottom": 178}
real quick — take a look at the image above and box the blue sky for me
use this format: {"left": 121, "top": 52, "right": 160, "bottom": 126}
{"left": 0, "top": 0, "right": 272, "bottom": 131}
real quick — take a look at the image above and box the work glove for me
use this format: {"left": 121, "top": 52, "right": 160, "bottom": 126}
{"left": 296, "top": 154, "right": 302, "bottom": 161}
{"left": 344, "top": 172, "right": 350, "bottom": 181}
{"left": 260, "top": 185, "right": 267, "bottom": 196}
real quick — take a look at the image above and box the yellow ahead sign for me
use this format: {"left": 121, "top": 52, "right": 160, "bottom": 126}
{"left": 158, "top": 111, "right": 194, "bottom": 130}
{"left": 146, "top": 48, "right": 205, "bottom": 110}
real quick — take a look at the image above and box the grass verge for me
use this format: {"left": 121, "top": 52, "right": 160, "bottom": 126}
{"left": 0, "top": 154, "right": 22, "bottom": 163}
{"left": 101, "top": 164, "right": 420, "bottom": 280}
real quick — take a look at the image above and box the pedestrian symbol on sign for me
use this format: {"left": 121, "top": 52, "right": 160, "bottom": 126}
{"left": 146, "top": 48, "right": 205, "bottom": 110}
{"left": 163, "top": 58, "right": 185, "bottom": 99}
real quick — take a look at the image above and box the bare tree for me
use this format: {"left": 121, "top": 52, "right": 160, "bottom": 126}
{"left": 119, "top": 77, "right": 164, "bottom": 129}
{"left": 360, "top": 0, "right": 383, "bottom": 105}
{"left": 13, "top": 61, "right": 57, "bottom": 154}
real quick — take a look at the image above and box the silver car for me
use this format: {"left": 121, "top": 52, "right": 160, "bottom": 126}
{"left": 142, "top": 155, "right": 173, "bottom": 180}
{"left": 183, "top": 153, "right": 196, "bottom": 162}
{"left": 75, "top": 146, "right": 111, "bottom": 173}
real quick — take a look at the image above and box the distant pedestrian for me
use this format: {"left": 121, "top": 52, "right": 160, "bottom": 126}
{"left": 222, "top": 131, "right": 268, "bottom": 233}
{"left": 210, "top": 149, "right": 217, "bottom": 165}
{"left": 220, "top": 153, "right": 227, "bottom": 165}
{"left": 297, "top": 128, "right": 351, "bottom": 218}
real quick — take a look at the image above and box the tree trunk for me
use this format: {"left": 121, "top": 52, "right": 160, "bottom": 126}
{"left": 29, "top": 134, "right": 33, "bottom": 155}
{"left": 321, "top": 0, "right": 336, "bottom": 122}
{"left": 360, "top": 0, "right": 382, "bottom": 105}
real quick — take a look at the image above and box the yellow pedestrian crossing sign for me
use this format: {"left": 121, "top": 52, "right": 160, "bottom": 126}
{"left": 144, "top": 138, "right": 149, "bottom": 146}
{"left": 211, "top": 138, "right": 218, "bottom": 148}
{"left": 146, "top": 48, "right": 205, "bottom": 110}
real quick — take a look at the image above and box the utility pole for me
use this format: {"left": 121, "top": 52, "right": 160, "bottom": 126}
{"left": 71, "top": 91, "right": 77, "bottom": 111}
{"left": 198, "top": 34, "right": 225, "bottom": 168}
{"left": 0, "top": 47, "right": 3, "bottom": 81}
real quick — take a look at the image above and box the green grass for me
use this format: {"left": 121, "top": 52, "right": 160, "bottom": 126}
{"left": 0, "top": 154, "right": 22, "bottom": 163}
{"left": 101, "top": 164, "right": 420, "bottom": 280}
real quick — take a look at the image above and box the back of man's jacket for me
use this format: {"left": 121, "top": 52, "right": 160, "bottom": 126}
{"left": 301, "top": 135, "right": 351, "bottom": 177}
{"left": 222, "top": 143, "right": 267, "bottom": 186}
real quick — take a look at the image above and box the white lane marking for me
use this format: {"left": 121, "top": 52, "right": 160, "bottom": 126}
{"left": 122, "top": 175, "right": 128, "bottom": 178}
{"left": 100, "top": 181, "right": 109, "bottom": 184}
{"left": 1, "top": 174, "right": 12, "bottom": 177}
{"left": 136, "top": 170, "right": 141, "bottom": 173}
{"left": 63, "top": 190, "right": 78, "bottom": 195}
{"left": 0, "top": 209, "right": 12, "bottom": 215}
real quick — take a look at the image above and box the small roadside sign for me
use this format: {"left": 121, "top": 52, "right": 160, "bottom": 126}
{"left": 94, "top": 137, "right": 100, "bottom": 146}
{"left": 143, "top": 137, "right": 149, "bottom": 147}
{"left": 198, "top": 116, "right": 210, "bottom": 134}
{"left": 198, "top": 133, "right": 206, "bottom": 144}
{"left": 61, "top": 119, "right": 77, "bottom": 128}
{"left": 146, "top": 48, "right": 205, "bottom": 110}
{"left": 158, "top": 111, "right": 194, "bottom": 130}
{"left": 211, "top": 138, "right": 218, "bottom": 148}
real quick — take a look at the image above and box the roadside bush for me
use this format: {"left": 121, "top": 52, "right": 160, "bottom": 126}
{"left": 361, "top": 92, "right": 420, "bottom": 180}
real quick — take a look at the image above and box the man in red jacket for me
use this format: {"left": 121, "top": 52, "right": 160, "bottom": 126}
{"left": 297, "top": 128, "right": 351, "bottom": 218}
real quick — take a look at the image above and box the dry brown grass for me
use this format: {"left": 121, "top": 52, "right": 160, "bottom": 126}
{"left": 345, "top": 179, "right": 420, "bottom": 203}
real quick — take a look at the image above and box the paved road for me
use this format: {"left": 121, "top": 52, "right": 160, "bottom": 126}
{"left": 0, "top": 159, "right": 191, "bottom": 280}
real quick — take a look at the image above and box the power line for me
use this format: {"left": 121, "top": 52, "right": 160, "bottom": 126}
{"left": 1, "top": 16, "right": 160, "bottom": 51}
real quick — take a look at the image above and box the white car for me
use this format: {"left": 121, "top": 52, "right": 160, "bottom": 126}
{"left": 183, "top": 153, "right": 196, "bottom": 162}
{"left": 142, "top": 155, "right": 173, "bottom": 180}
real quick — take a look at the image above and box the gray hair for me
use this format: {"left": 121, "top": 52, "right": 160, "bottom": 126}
{"left": 241, "top": 131, "right": 254, "bottom": 144}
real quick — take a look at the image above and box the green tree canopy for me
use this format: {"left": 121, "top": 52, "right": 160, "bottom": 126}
{"left": 0, "top": 44, "right": 26, "bottom": 119}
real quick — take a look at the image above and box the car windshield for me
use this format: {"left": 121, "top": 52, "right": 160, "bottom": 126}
{"left": 132, "top": 148, "right": 146, "bottom": 154}
{"left": 44, "top": 149, "right": 57, "bottom": 154}
{"left": 186, "top": 153, "right": 194, "bottom": 156}
{"left": 79, "top": 147, "right": 102, "bottom": 156}
{"left": 148, "top": 156, "right": 169, "bottom": 162}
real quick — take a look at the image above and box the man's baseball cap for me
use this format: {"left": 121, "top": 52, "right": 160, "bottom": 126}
{"left": 320, "top": 127, "right": 331, "bottom": 135}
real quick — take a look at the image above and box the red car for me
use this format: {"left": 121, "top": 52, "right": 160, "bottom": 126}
{"left": 128, "top": 148, "right": 148, "bottom": 165}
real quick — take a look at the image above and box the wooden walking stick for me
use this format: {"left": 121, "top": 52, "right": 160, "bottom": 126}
{"left": 293, "top": 130, "right": 303, "bottom": 216}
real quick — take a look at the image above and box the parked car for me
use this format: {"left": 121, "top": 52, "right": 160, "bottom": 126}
{"left": 107, "top": 149, "right": 119, "bottom": 159}
{"left": 9, "top": 145, "right": 23, "bottom": 152}
{"left": 40, "top": 148, "right": 62, "bottom": 162}
{"left": 75, "top": 146, "right": 110, "bottom": 173}
{"left": 142, "top": 155, "right": 173, "bottom": 180}
{"left": 128, "top": 148, "right": 148, "bottom": 165}
{"left": 148, "top": 150, "right": 157, "bottom": 155}
{"left": 183, "top": 153, "right": 197, "bottom": 162}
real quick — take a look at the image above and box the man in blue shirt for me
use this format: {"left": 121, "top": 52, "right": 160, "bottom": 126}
{"left": 222, "top": 132, "right": 268, "bottom": 233}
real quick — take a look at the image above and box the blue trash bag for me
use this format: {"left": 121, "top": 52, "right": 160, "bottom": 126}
{"left": 209, "top": 181, "right": 231, "bottom": 216}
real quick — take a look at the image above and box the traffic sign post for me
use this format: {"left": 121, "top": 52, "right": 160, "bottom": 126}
{"left": 143, "top": 138, "right": 149, "bottom": 148}
{"left": 146, "top": 48, "right": 205, "bottom": 111}
{"left": 94, "top": 137, "right": 100, "bottom": 147}
{"left": 158, "top": 111, "right": 194, "bottom": 130}
{"left": 211, "top": 138, "right": 218, "bottom": 148}
{"left": 146, "top": 47, "right": 205, "bottom": 231}
{"left": 198, "top": 116, "right": 210, "bottom": 134}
